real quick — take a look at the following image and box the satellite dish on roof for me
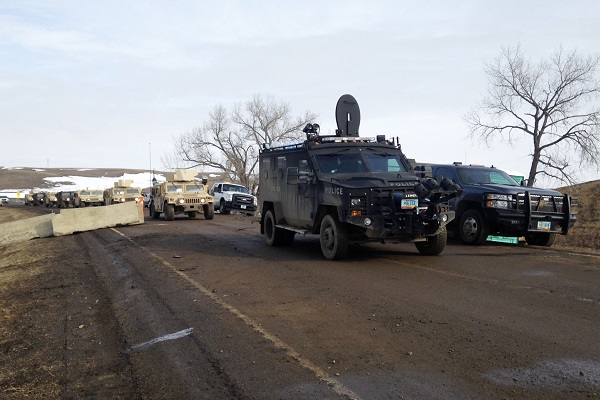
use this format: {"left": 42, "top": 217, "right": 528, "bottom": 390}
{"left": 335, "top": 94, "right": 360, "bottom": 137}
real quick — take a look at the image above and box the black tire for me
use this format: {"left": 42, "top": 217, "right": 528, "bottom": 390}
{"left": 320, "top": 214, "right": 349, "bottom": 260}
{"left": 204, "top": 204, "right": 214, "bottom": 220}
{"left": 415, "top": 227, "right": 447, "bottom": 255}
{"left": 165, "top": 203, "right": 175, "bottom": 221}
{"left": 188, "top": 211, "right": 197, "bottom": 218}
{"left": 150, "top": 202, "right": 160, "bottom": 219}
{"left": 219, "top": 200, "right": 230, "bottom": 214}
{"left": 458, "top": 210, "right": 488, "bottom": 245}
{"left": 525, "top": 232, "right": 556, "bottom": 247}
{"left": 264, "top": 209, "right": 286, "bottom": 246}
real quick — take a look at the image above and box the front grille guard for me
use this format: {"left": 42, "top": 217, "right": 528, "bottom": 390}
{"left": 520, "top": 192, "right": 574, "bottom": 234}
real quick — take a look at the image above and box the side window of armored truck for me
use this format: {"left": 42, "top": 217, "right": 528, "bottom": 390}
{"left": 277, "top": 156, "right": 286, "bottom": 169}
{"left": 299, "top": 159, "right": 310, "bottom": 175}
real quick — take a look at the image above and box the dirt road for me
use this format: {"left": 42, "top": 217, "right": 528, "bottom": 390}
{"left": 1, "top": 205, "right": 599, "bottom": 399}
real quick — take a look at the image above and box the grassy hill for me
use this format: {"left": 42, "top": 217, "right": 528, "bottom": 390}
{"left": 555, "top": 180, "right": 600, "bottom": 251}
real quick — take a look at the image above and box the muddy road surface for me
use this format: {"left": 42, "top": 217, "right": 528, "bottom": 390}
{"left": 1, "top": 205, "right": 599, "bottom": 399}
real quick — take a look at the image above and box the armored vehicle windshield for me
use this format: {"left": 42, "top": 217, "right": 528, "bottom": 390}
{"left": 314, "top": 150, "right": 408, "bottom": 174}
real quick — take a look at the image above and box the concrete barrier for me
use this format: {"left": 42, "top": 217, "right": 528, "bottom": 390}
{"left": 0, "top": 214, "right": 54, "bottom": 246}
{"left": 0, "top": 202, "right": 144, "bottom": 245}
{"left": 53, "top": 202, "right": 144, "bottom": 236}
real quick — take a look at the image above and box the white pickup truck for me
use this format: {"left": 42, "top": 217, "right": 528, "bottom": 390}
{"left": 209, "top": 182, "right": 257, "bottom": 216}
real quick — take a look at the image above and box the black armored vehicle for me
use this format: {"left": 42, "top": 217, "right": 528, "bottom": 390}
{"left": 258, "top": 94, "right": 460, "bottom": 260}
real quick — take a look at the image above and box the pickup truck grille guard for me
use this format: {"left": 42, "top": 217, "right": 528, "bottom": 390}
{"left": 519, "top": 192, "right": 575, "bottom": 234}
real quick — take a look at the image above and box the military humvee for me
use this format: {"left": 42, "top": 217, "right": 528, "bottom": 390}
{"left": 24, "top": 190, "right": 37, "bottom": 206}
{"left": 45, "top": 192, "right": 58, "bottom": 208}
{"left": 258, "top": 94, "right": 460, "bottom": 260}
{"left": 104, "top": 180, "right": 143, "bottom": 205}
{"left": 56, "top": 191, "right": 78, "bottom": 208}
{"left": 76, "top": 189, "right": 104, "bottom": 207}
{"left": 149, "top": 170, "right": 214, "bottom": 220}
{"left": 32, "top": 191, "right": 46, "bottom": 206}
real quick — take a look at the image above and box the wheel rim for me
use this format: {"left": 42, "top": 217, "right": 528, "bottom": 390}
{"left": 462, "top": 217, "right": 478, "bottom": 239}
{"left": 322, "top": 223, "right": 335, "bottom": 250}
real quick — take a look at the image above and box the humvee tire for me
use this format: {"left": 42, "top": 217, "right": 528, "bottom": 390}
{"left": 319, "top": 215, "right": 349, "bottom": 260}
{"left": 204, "top": 204, "right": 214, "bottom": 220}
{"left": 150, "top": 202, "right": 161, "bottom": 219}
{"left": 415, "top": 227, "right": 447, "bottom": 255}
{"left": 165, "top": 203, "right": 175, "bottom": 221}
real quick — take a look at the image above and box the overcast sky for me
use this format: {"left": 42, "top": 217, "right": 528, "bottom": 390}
{"left": 1, "top": 0, "right": 599, "bottom": 185}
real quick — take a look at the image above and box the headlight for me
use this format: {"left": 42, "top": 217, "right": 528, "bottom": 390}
{"left": 253, "top": 197, "right": 258, "bottom": 206}
{"left": 225, "top": 193, "right": 233, "bottom": 201}
{"left": 486, "top": 194, "right": 511, "bottom": 209}
{"left": 350, "top": 198, "right": 363, "bottom": 207}
{"left": 120, "top": 198, "right": 125, "bottom": 202}
{"left": 200, "top": 198, "right": 205, "bottom": 203}
{"left": 179, "top": 198, "right": 185, "bottom": 204}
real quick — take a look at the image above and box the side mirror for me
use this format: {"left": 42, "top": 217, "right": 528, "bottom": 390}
{"left": 287, "top": 167, "right": 299, "bottom": 185}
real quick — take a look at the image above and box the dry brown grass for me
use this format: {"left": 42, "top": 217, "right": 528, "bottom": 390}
{"left": 554, "top": 180, "right": 600, "bottom": 252}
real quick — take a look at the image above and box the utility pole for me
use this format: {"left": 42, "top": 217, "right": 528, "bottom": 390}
{"left": 149, "top": 142, "right": 152, "bottom": 189}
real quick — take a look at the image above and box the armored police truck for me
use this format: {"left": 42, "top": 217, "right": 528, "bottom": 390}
{"left": 258, "top": 94, "right": 460, "bottom": 260}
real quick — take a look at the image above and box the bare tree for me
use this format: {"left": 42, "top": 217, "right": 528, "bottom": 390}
{"left": 465, "top": 45, "right": 600, "bottom": 186}
{"left": 170, "top": 96, "right": 317, "bottom": 188}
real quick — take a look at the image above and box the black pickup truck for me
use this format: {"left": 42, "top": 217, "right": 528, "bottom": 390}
{"left": 414, "top": 163, "right": 577, "bottom": 246}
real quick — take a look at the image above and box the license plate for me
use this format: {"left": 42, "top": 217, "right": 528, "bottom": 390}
{"left": 401, "top": 199, "right": 418, "bottom": 209}
{"left": 537, "top": 221, "right": 551, "bottom": 231}
{"left": 240, "top": 205, "right": 247, "bottom": 209}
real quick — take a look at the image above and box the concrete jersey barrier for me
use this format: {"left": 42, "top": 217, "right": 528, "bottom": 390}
{"left": 0, "top": 202, "right": 144, "bottom": 246}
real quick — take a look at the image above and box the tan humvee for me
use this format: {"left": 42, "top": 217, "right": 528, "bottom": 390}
{"left": 24, "top": 190, "right": 38, "bottom": 206}
{"left": 45, "top": 192, "right": 58, "bottom": 208}
{"left": 103, "top": 180, "right": 143, "bottom": 205}
{"left": 76, "top": 189, "right": 104, "bottom": 207}
{"left": 149, "top": 170, "right": 214, "bottom": 220}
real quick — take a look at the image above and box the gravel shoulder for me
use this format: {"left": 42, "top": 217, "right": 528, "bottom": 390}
{"left": 0, "top": 205, "right": 136, "bottom": 399}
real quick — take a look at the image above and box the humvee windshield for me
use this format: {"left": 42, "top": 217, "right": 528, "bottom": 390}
{"left": 186, "top": 183, "right": 205, "bottom": 192}
{"left": 167, "top": 184, "right": 184, "bottom": 193}
{"left": 115, "top": 189, "right": 125, "bottom": 195}
{"left": 315, "top": 152, "right": 407, "bottom": 174}
{"left": 80, "top": 191, "right": 90, "bottom": 195}
{"left": 456, "top": 168, "right": 520, "bottom": 186}
{"left": 91, "top": 190, "right": 103, "bottom": 195}
{"left": 223, "top": 184, "right": 249, "bottom": 193}
{"left": 126, "top": 188, "right": 140, "bottom": 194}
